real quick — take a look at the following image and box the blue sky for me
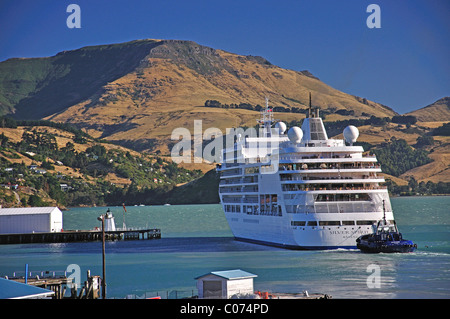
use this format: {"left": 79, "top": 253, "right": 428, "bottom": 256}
{"left": 0, "top": 0, "right": 448, "bottom": 114}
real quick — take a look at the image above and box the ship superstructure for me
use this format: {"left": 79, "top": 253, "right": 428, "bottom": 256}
{"left": 217, "top": 97, "right": 394, "bottom": 249}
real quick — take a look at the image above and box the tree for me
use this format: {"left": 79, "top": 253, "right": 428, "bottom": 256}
{"left": 408, "top": 177, "right": 418, "bottom": 193}
{"left": 0, "top": 133, "right": 9, "bottom": 147}
{"left": 28, "top": 194, "right": 46, "bottom": 207}
{"left": 373, "top": 139, "right": 432, "bottom": 176}
{"left": 392, "top": 115, "right": 417, "bottom": 125}
{"left": 86, "top": 144, "right": 107, "bottom": 157}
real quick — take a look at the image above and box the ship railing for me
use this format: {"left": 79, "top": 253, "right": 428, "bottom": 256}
{"left": 280, "top": 176, "right": 384, "bottom": 181}
{"left": 222, "top": 162, "right": 241, "bottom": 168}
{"left": 221, "top": 170, "right": 242, "bottom": 177}
{"left": 279, "top": 164, "right": 381, "bottom": 171}
{"left": 282, "top": 185, "right": 387, "bottom": 192}
{"left": 243, "top": 176, "right": 258, "bottom": 183}
{"left": 286, "top": 202, "right": 381, "bottom": 214}
{"left": 260, "top": 164, "right": 277, "bottom": 174}
{"left": 219, "top": 177, "right": 258, "bottom": 185}
{"left": 222, "top": 198, "right": 243, "bottom": 203}
{"left": 220, "top": 187, "right": 258, "bottom": 193}
{"left": 313, "top": 202, "right": 379, "bottom": 214}
{"left": 219, "top": 179, "right": 239, "bottom": 185}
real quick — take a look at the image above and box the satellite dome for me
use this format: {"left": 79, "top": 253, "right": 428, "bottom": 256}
{"left": 343, "top": 125, "right": 359, "bottom": 145}
{"left": 275, "top": 121, "right": 287, "bottom": 134}
{"left": 288, "top": 126, "right": 303, "bottom": 144}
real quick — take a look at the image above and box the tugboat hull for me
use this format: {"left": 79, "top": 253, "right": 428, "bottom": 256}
{"left": 356, "top": 234, "right": 417, "bottom": 253}
{"left": 356, "top": 240, "right": 417, "bottom": 253}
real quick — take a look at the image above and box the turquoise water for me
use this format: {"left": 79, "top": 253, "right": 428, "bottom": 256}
{"left": 0, "top": 197, "right": 449, "bottom": 299}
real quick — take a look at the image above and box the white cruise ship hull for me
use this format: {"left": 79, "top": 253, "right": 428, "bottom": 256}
{"left": 225, "top": 210, "right": 393, "bottom": 249}
{"left": 218, "top": 99, "right": 396, "bottom": 250}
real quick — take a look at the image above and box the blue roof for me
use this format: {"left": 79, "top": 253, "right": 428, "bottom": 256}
{"left": 0, "top": 277, "right": 54, "bottom": 299}
{"left": 196, "top": 269, "right": 257, "bottom": 280}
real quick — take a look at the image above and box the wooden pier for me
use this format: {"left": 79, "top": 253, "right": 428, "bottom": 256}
{"left": 6, "top": 269, "right": 104, "bottom": 299}
{"left": 0, "top": 228, "right": 161, "bottom": 245}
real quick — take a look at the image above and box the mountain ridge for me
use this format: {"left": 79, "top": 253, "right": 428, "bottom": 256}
{"left": 0, "top": 38, "right": 399, "bottom": 154}
{"left": 406, "top": 97, "right": 450, "bottom": 122}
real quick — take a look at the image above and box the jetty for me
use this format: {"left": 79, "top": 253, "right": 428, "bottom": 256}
{"left": 0, "top": 228, "right": 161, "bottom": 245}
{"left": 4, "top": 269, "right": 104, "bottom": 299}
{"left": 0, "top": 206, "right": 161, "bottom": 245}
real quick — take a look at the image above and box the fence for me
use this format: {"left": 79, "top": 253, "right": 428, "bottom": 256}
{"left": 120, "top": 289, "right": 198, "bottom": 299}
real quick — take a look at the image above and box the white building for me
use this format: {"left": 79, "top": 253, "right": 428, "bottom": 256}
{"left": 195, "top": 269, "right": 257, "bottom": 299}
{"left": 0, "top": 207, "right": 63, "bottom": 234}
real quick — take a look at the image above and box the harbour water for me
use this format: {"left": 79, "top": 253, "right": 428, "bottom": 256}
{"left": 0, "top": 196, "right": 449, "bottom": 299}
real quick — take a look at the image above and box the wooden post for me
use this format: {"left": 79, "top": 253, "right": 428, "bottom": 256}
{"left": 101, "top": 217, "right": 106, "bottom": 299}
{"left": 97, "top": 214, "right": 107, "bottom": 299}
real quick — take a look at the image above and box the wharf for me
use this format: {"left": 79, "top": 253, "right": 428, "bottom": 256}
{"left": 5, "top": 269, "right": 104, "bottom": 299}
{"left": 0, "top": 228, "right": 161, "bottom": 245}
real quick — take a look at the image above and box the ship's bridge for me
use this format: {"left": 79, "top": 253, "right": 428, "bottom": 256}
{"left": 301, "top": 116, "right": 328, "bottom": 141}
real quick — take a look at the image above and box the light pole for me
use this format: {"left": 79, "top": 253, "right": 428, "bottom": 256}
{"left": 97, "top": 214, "right": 106, "bottom": 299}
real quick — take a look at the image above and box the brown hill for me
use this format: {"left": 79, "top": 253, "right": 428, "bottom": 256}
{"left": 406, "top": 97, "right": 450, "bottom": 122}
{"left": 1, "top": 39, "right": 448, "bottom": 185}
{"left": 29, "top": 39, "right": 397, "bottom": 152}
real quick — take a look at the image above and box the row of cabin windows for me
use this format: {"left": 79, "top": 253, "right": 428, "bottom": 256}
{"left": 282, "top": 183, "right": 377, "bottom": 192}
{"left": 224, "top": 204, "right": 282, "bottom": 217}
{"left": 224, "top": 205, "right": 241, "bottom": 213}
{"left": 316, "top": 193, "right": 370, "bottom": 201}
{"left": 290, "top": 220, "right": 394, "bottom": 227}
{"left": 279, "top": 163, "right": 379, "bottom": 170}
{"left": 283, "top": 193, "right": 372, "bottom": 204}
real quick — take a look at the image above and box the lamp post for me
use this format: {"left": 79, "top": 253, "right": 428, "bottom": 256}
{"left": 97, "top": 214, "right": 106, "bottom": 299}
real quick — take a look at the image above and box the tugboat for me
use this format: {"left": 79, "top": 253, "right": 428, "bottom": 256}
{"left": 356, "top": 201, "right": 417, "bottom": 253}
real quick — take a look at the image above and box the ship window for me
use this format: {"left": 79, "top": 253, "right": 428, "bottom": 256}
{"left": 291, "top": 221, "right": 306, "bottom": 226}
{"left": 309, "top": 119, "right": 327, "bottom": 140}
{"left": 315, "top": 193, "right": 371, "bottom": 202}
{"left": 307, "top": 221, "right": 318, "bottom": 226}
{"left": 244, "top": 205, "right": 256, "bottom": 215}
{"left": 319, "top": 221, "right": 341, "bottom": 226}
{"left": 356, "top": 220, "right": 375, "bottom": 225}
{"left": 245, "top": 167, "right": 259, "bottom": 174}
{"left": 225, "top": 205, "right": 241, "bottom": 213}
{"left": 342, "top": 221, "right": 355, "bottom": 225}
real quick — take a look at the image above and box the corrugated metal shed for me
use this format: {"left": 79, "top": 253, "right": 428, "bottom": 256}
{"left": 0, "top": 207, "right": 60, "bottom": 216}
{"left": 196, "top": 269, "right": 257, "bottom": 280}
{"left": 0, "top": 207, "right": 63, "bottom": 234}
{"left": 196, "top": 269, "right": 257, "bottom": 299}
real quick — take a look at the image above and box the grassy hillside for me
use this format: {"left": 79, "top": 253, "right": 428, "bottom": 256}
{"left": 406, "top": 97, "right": 450, "bottom": 122}
{"left": 0, "top": 118, "right": 202, "bottom": 208}
{"left": 0, "top": 39, "right": 447, "bottom": 199}
{"left": 0, "top": 40, "right": 161, "bottom": 118}
{"left": 1, "top": 115, "right": 448, "bottom": 208}
{"left": 0, "top": 39, "right": 396, "bottom": 154}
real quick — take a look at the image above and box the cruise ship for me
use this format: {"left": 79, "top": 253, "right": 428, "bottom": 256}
{"left": 217, "top": 97, "right": 395, "bottom": 249}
